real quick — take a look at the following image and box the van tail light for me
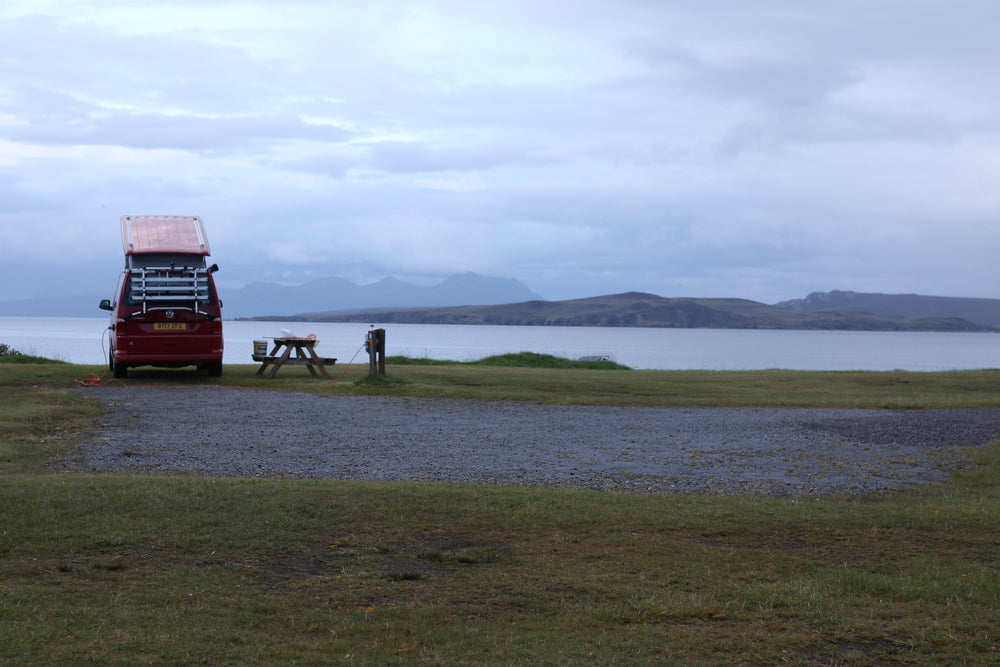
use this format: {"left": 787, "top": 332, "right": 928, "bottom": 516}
{"left": 116, "top": 319, "right": 129, "bottom": 336}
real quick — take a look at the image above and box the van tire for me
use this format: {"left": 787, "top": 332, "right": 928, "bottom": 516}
{"left": 206, "top": 362, "right": 223, "bottom": 377}
{"left": 112, "top": 360, "right": 128, "bottom": 379}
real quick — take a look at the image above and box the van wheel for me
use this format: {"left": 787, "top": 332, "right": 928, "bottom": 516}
{"left": 112, "top": 361, "right": 128, "bottom": 379}
{"left": 206, "top": 362, "right": 223, "bottom": 377}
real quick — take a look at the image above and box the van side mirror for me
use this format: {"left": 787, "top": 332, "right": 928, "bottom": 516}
{"left": 99, "top": 299, "right": 113, "bottom": 311}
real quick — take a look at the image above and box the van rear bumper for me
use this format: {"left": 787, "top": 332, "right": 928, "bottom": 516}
{"left": 113, "top": 350, "right": 223, "bottom": 365}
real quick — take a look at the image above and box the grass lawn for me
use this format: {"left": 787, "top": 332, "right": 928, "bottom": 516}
{"left": 2, "top": 358, "right": 1000, "bottom": 664}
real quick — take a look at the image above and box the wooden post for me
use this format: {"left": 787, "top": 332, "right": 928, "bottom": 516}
{"left": 375, "top": 328, "right": 386, "bottom": 375}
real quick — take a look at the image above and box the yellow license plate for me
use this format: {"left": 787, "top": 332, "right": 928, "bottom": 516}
{"left": 154, "top": 323, "right": 187, "bottom": 330}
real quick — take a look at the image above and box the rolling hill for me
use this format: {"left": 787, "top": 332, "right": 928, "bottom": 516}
{"left": 264, "top": 292, "right": 998, "bottom": 331}
{"left": 775, "top": 290, "right": 1000, "bottom": 328}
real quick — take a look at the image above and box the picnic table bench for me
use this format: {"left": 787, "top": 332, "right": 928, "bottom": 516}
{"left": 253, "top": 337, "right": 335, "bottom": 378}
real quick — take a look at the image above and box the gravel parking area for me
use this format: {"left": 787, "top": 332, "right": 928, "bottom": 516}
{"left": 64, "top": 387, "right": 1000, "bottom": 495}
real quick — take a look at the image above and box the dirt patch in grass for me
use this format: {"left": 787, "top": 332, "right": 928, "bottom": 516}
{"left": 801, "top": 635, "right": 917, "bottom": 665}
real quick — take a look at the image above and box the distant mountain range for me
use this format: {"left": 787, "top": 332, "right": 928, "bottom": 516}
{"left": 1, "top": 277, "right": 997, "bottom": 331}
{"left": 774, "top": 290, "right": 1000, "bottom": 328}
{"left": 269, "top": 291, "right": 1000, "bottom": 331}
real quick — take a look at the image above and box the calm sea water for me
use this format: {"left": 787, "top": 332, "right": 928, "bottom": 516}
{"left": 0, "top": 316, "right": 997, "bottom": 371}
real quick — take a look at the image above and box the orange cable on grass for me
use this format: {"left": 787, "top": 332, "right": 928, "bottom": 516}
{"left": 322, "top": 343, "right": 368, "bottom": 387}
{"left": 74, "top": 329, "right": 128, "bottom": 387}
{"left": 73, "top": 371, "right": 127, "bottom": 388}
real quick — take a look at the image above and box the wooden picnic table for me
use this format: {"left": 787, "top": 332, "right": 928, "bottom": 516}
{"left": 253, "top": 337, "right": 335, "bottom": 378}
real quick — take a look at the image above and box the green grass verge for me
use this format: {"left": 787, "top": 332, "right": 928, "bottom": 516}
{"left": 4, "top": 470, "right": 999, "bottom": 665}
{"left": 17, "top": 357, "right": 1000, "bottom": 409}
{"left": 0, "top": 342, "right": 68, "bottom": 364}
{"left": 2, "top": 360, "right": 1000, "bottom": 663}
{"left": 388, "top": 351, "right": 633, "bottom": 370}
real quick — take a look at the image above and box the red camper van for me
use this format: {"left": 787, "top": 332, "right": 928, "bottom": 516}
{"left": 99, "top": 215, "right": 224, "bottom": 378}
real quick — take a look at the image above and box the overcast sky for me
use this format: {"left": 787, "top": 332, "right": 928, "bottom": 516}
{"left": 2, "top": 0, "right": 999, "bottom": 304}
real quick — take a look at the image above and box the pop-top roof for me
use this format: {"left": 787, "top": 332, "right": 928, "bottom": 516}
{"left": 121, "top": 215, "right": 211, "bottom": 256}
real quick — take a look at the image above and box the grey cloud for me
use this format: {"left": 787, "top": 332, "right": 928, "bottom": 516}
{"left": 625, "top": 35, "right": 859, "bottom": 110}
{"left": 362, "top": 141, "right": 554, "bottom": 174}
{"left": 0, "top": 14, "right": 305, "bottom": 116}
{"left": 7, "top": 106, "right": 351, "bottom": 151}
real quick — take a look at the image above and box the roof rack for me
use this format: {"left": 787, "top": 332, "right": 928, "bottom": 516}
{"left": 126, "top": 265, "right": 214, "bottom": 316}
{"left": 129, "top": 265, "right": 211, "bottom": 302}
